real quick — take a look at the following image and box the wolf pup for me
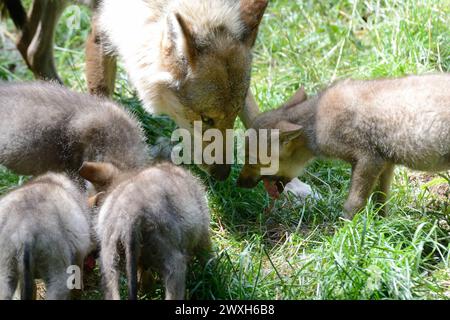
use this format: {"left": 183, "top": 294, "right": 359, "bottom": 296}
{"left": 237, "top": 74, "right": 450, "bottom": 219}
{"left": 0, "top": 173, "right": 92, "bottom": 300}
{"left": 80, "top": 161, "right": 211, "bottom": 300}
{"left": 85, "top": 0, "right": 269, "bottom": 180}
{"left": 0, "top": 82, "right": 149, "bottom": 185}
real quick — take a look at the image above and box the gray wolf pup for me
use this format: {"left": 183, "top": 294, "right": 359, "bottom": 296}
{"left": 0, "top": 81, "right": 149, "bottom": 182}
{"left": 0, "top": 0, "right": 97, "bottom": 83}
{"left": 80, "top": 161, "right": 211, "bottom": 300}
{"left": 237, "top": 74, "right": 450, "bottom": 219}
{"left": 0, "top": 173, "right": 92, "bottom": 300}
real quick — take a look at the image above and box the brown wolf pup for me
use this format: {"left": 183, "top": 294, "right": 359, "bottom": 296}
{"left": 237, "top": 74, "right": 450, "bottom": 219}
{"left": 80, "top": 161, "right": 211, "bottom": 300}
{"left": 0, "top": 82, "right": 149, "bottom": 184}
{"left": 0, "top": 173, "right": 93, "bottom": 300}
{"left": 87, "top": 0, "right": 269, "bottom": 180}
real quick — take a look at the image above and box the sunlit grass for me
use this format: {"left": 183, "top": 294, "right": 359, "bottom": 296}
{"left": 0, "top": 0, "right": 449, "bottom": 300}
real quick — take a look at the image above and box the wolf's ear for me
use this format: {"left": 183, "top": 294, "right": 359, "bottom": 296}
{"left": 277, "top": 121, "right": 303, "bottom": 143}
{"left": 240, "top": 0, "right": 269, "bottom": 47}
{"left": 284, "top": 86, "right": 308, "bottom": 109}
{"left": 163, "top": 13, "right": 198, "bottom": 71}
{"left": 79, "top": 162, "right": 119, "bottom": 187}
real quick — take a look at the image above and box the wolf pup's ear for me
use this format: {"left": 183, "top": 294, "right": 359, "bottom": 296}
{"left": 284, "top": 86, "right": 308, "bottom": 109}
{"left": 79, "top": 162, "right": 119, "bottom": 188}
{"left": 240, "top": 0, "right": 269, "bottom": 47}
{"left": 277, "top": 121, "right": 303, "bottom": 144}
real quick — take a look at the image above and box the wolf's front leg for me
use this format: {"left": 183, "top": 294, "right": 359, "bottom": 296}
{"left": 344, "top": 158, "right": 385, "bottom": 219}
{"left": 0, "top": 271, "right": 18, "bottom": 300}
{"left": 85, "top": 16, "right": 117, "bottom": 97}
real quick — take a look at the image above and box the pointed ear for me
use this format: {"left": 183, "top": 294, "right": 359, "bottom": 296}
{"left": 88, "top": 192, "right": 106, "bottom": 208}
{"left": 240, "top": 0, "right": 269, "bottom": 47}
{"left": 79, "top": 162, "right": 119, "bottom": 188}
{"left": 163, "top": 13, "right": 198, "bottom": 72}
{"left": 277, "top": 121, "right": 303, "bottom": 143}
{"left": 284, "top": 86, "right": 308, "bottom": 109}
{"left": 175, "top": 13, "right": 198, "bottom": 65}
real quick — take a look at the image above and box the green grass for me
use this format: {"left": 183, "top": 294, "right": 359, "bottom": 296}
{"left": 0, "top": 0, "right": 449, "bottom": 300}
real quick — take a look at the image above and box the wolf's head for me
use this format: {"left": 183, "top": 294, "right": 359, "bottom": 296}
{"left": 143, "top": 0, "right": 268, "bottom": 180}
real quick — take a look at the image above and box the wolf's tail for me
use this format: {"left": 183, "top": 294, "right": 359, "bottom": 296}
{"left": 20, "top": 242, "right": 34, "bottom": 300}
{"left": 125, "top": 227, "right": 140, "bottom": 300}
{"left": 0, "top": 0, "right": 27, "bottom": 29}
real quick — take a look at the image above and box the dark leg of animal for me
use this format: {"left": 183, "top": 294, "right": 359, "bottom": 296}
{"left": 125, "top": 230, "right": 140, "bottom": 300}
{"left": 374, "top": 163, "right": 395, "bottom": 216}
{"left": 20, "top": 242, "right": 34, "bottom": 300}
{"left": 16, "top": 0, "right": 41, "bottom": 66}
{"left": 85, "top": 16, "right": 117, "bottom": 97}
{"left": 343, "top": 157, "right": 385, "bottom": 219}
{"left": 3, "top": 0, "right": 27, "bottom": 29}
{"left": 26, "top": 0, "right": 67, "bottom": 83}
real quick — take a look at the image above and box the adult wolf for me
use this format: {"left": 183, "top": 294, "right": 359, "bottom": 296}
{"left": 88, "top": 0, "right": 269, "bottom": 180}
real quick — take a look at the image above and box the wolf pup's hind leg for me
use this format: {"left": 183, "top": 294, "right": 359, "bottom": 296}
{"left": 85, "top": 18, "right": 117, "bottom": 97}
{"left": 18, "top": 0, "right": 68, "bottom": 83}
{"left": 100, "top": 234, "right": 122, "bottom": 300}
{"left": 125, "top": 230, "right": 140, "bottom": 300}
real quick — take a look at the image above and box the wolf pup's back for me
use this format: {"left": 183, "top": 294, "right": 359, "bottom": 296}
{"left": 316, "top": 74, "right": 450, "bottom": 171}
{"left": 0, "top": 82, "right": 149, "bottom": 175}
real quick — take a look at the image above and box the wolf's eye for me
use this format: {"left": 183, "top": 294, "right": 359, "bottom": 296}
{"left": 201, "top": 116, "right": 214, "bottom": 126}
